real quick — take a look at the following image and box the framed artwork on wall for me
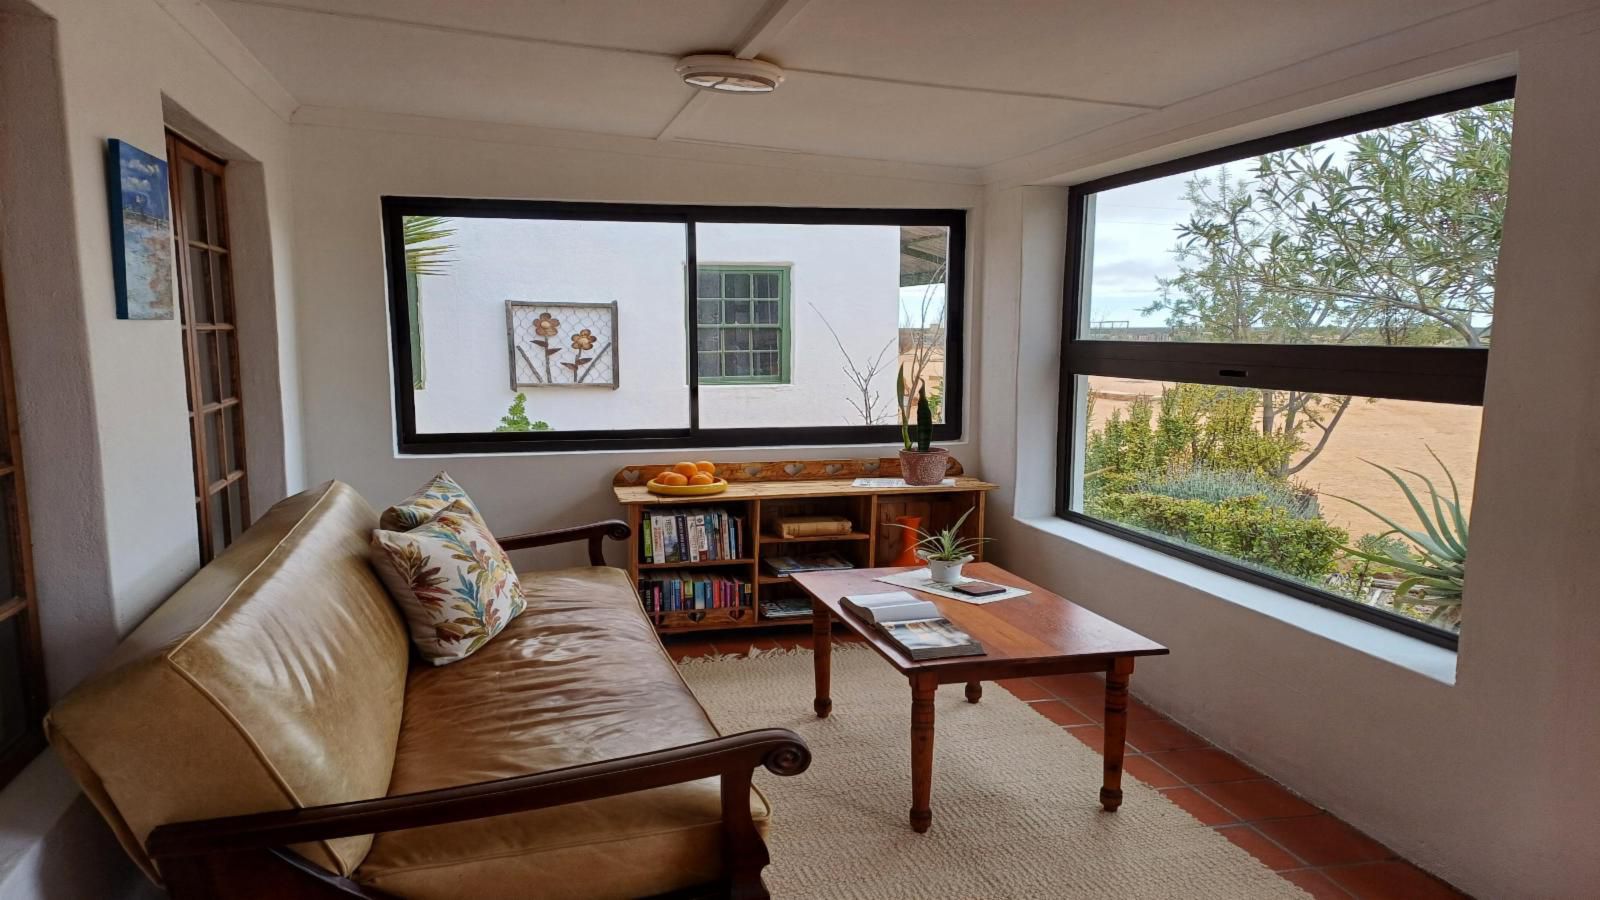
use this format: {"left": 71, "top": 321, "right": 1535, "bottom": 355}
{"left": 104, "top": 139, "right": 175, "bottom": 320}
{"left": 506, "top": 300, "right": 619, "bottom": 389}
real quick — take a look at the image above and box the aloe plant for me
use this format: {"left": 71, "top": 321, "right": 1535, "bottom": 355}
{"left": 889, "top": 508, "right": 990, "bottom": 562}
{"left": 1330, "top": 448, "right": 1467, "bottom": 622}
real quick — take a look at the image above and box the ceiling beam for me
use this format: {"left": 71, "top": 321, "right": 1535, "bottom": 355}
{"left": 657, "top": 0, "right": 813, "bottom": 141}
{"left": 732, "top": 0, "right": 813, "bottom": 59}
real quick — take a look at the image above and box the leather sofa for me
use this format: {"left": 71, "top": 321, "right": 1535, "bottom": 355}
{"left": 45, "top": 481, "right": 808, "bottom": 899}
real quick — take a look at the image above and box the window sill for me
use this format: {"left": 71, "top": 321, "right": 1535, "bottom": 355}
{"left": 1016, "top": 515, "right": 1458, "bottom": 685}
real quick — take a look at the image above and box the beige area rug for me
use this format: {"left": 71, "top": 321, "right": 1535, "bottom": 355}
{"left": 679, "top": 646, "right": 1308, "bottom": 899}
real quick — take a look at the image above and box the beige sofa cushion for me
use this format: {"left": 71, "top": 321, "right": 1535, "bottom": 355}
{"left": 45, "top": 481, "right": 411, "bottom": 883}
{"left": 355, "top": 566, "right": 769, "bottom": 900}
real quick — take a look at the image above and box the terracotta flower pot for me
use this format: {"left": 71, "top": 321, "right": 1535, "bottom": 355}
{"left": 899, "top": 448, "right": 950, "bottom": 486}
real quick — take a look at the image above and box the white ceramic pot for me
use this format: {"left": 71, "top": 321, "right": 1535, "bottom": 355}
{"left": 923, "top": 554, "right": 973, "bottom": 585}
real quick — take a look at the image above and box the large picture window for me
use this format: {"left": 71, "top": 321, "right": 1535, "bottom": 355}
{"left": 384, "top": 201, "right": 964, "bottom": 453}
{"left": 1059, "top": 79, "right": 1514, "bottom": 648}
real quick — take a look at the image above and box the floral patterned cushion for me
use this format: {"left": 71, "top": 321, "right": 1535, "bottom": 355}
{"left": 379, "top": 471, "right": 483, "bottom": 532}
{"left": 370, "top": 501, "right": 528, "bottom": 665}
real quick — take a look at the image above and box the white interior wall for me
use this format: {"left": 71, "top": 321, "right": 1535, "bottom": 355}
{"left": 0, "top": 0, "right": 300, "bottom": 896}
{"left": 289, "top": 119, "right": 981, "bottom": 568}
{"left": 980, "top": 25, "right": 1600, "bottom": 900}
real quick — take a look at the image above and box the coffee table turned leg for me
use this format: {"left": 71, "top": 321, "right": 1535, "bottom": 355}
{"left": 811, "top": 605, "right": 832, "bottom": 718}
{"left": 1101, "top": 657, "right": 1135, "bottom": 812}
{"left": 909, "top": 672, "right": 937, "bottom": 832}
{"left": 965, "top": 681, "right": 982, "bottom": 703}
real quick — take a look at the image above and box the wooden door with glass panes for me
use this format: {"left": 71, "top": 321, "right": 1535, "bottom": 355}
{"left": 167, "top": 133, "right": 249, "bottom": 563}
{"left": 0, "top": 256, "right": 47, "bottom": 788}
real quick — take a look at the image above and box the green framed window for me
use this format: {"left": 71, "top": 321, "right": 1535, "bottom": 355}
{"left": 695, "top": 265, "right": 789, "bottom": 384}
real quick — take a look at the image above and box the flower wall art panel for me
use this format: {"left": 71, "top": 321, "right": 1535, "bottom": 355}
{"left": 507, "top": 300, "right": 619, "bottom": 389}
{"left": 105, "top": 139, "right": 175, "bottom": 320}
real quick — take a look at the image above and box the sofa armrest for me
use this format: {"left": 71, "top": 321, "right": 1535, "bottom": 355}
{"left": 147, "top": 728, "right": 808, "bottom": 876}
{"left": 497, "top": 518, "right": 631, "bottom": 566}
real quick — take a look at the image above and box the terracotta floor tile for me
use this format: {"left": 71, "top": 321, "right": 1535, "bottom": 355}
{"left": 1034, "top": 673, "right": 1105, "bottom": 701}
{"left": 1159, "top": 787, "right": 1236, "bottom": 826}
{"left": 1217, "top": 825, "right": 1302, "bottom": 870}
{"left": 1145, "top": 748, "right": 1261, "bottom": 784}
{"left": 1032, "top": 700, "right": 1094, "bottom": 727}
{"left": 1257, "top": 815, "right": 1394, "bottom": 867}
{"left": 1198, "top": 779, "right": 1320, "bottom": 821}
{"left": 1126, "top": 717, "right": 1209, "bottom": 752}
{"left": 1123, "top": 754, "right": 1184, "bottom": 788}
{"left": 1070, "top": 695, "right": 1164, "bottom": 724}
{"left": 1324, "top": 861, "right": 1467, "bottom": 899}
{"left": 997, "top": 678, "right": 1054, "bottom": 701}
{"left": 1065, "top": 724, "right": 1106, "bottom": 752}
{"left": 1278, "top": 868, "right": 1353, "bottom": 899}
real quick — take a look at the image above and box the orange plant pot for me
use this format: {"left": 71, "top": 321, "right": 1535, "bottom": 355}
{"left": 890, "top": 515, "right": 923, "bottom": 567}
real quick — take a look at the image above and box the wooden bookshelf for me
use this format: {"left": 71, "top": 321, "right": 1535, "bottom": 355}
{"left": 614, "top": 457, "right": 996, "bottom": 634}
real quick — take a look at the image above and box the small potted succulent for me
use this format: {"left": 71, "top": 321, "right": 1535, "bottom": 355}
{"left": 893, "top": 508, "right": 990, "bottom": 584}
{"left": 896, "top": 368, "right": 948, "bottom": 486}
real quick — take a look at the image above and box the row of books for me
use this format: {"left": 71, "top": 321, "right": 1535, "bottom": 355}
{"left": 639, "top": 573, "right": 752, "bottom": 613}
{"left": 641, "top": 507, "right": 743, "bottom": 564}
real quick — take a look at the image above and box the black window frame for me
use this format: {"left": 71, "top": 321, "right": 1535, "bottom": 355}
{"left": 1057, "top": 77, "right": 1515, "bottom": 651}
{"left": 383, "top": 197, "right": 966, "bottom": 454}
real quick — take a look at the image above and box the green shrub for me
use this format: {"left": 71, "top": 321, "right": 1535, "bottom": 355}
{"left": 1084, "top": 384, "right": 1298, "bottom": 490}
{"left": 1137, "top": 466, "right": 1320, "bottom": 520}
{"left": 494, "top": 393, "right": 551, "bottom": 432}
{"left": 1090, "top": 492, "right": 1347, "bottom": 581}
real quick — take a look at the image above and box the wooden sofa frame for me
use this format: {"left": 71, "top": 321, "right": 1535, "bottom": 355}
{"left": 144, "top": 520, "right": 811, "bottom": 900}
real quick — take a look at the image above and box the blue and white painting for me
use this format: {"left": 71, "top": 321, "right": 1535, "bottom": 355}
{"left": 106, "top": 139, "right": 174, "bottom": 320}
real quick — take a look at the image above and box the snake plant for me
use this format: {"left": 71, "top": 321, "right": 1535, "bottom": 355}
{"left": 1330, "top": 448, "right": 1467, "bottom": 621}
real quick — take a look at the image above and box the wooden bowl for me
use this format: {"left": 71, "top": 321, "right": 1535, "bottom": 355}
{"left": 646, "top": 477, "right": 729, "bottom": 496}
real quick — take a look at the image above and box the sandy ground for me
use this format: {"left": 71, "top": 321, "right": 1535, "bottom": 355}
{"left": 1084, "top": 376, "right": 1480, "bottom": 540}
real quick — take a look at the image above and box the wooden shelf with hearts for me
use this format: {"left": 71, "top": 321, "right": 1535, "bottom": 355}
{"left": 613, "top": 458, "right": 996, "bottom": 634}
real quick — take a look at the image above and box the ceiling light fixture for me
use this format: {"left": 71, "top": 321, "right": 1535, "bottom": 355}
{"left": 675, "top": 54, "right": 785, "bottom": 94}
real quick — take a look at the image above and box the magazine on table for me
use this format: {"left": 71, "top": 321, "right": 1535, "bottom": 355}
{"left": 839, "top": 591, "right": 985, "bottom": 661}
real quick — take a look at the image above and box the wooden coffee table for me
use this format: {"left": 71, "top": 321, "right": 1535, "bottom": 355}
{"left": 792, "top": 563, "right": 1169, "bottom": 833}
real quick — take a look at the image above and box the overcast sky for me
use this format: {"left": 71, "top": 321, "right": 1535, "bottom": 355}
{"left": 1086, "top": 133, "right": 1371, "bottom": 329}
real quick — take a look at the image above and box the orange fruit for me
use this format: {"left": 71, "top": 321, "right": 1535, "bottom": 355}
{"left": 657, "top": 472, "right": 689, "bottom": 486}
{"left": 672, "top": 462, "right": 700, "bottom": 478}
{"left": 694, "top": 461, "right": 716, "bottom": 474}
{"left": 688, "top": 472, "right": 714, "bottom": 486}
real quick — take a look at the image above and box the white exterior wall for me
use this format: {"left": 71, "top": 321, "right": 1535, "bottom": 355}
{"left": 412, "top": 220, "right": 902, "bottom": 433}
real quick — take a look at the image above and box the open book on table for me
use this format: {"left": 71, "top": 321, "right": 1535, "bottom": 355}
{"left": 840, "top": 591, "right": 985, "bottom": 661}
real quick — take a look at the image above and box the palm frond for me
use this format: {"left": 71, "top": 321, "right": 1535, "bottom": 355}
{"left": 404, "top": 215, "right": 456, "bottom": 276}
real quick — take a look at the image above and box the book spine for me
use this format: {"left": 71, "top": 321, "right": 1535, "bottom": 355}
{"left": 642, "top": 515, "right": 653, "bottom": 562}
{"left": 675, "top": 514, "right": 687, "bottom": 563}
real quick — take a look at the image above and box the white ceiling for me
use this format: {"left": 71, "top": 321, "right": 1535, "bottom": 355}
{"left": 204, "top": 0, "right": 1493, "bottom": 169}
